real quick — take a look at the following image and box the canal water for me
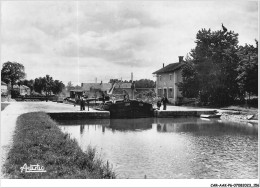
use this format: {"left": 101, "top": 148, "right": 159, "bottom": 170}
{"left": 57, "top": 118, "right": 258, "bottom": 179}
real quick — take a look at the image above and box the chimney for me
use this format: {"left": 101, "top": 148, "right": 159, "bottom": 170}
{"left": 131, "top": 72, "right": 133, "bottom": 83}
{"left": 179, "top": 56, "right": 184, "bottom": 63}
{"left": 95, "top": 78, "right": 97, "bottom": 83}
{"left": 163, "top": 63, "right": 164, "bottom": 68}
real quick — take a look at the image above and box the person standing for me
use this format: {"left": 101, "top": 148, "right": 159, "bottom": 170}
{"left": 80, "top": 97, "right": 85, "bottom": 111}
{"left": 161, "top": 96, "right": 168, "bottom": 110}
{"left": 157, "top": 97, "right": 162, "bottom": 110}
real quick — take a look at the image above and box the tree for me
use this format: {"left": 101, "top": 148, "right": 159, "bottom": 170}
{"left": 34, "top": 75, "right": 64, "bottom": 95}
{"left": 1, "top": 61, "right": 26, "bottom": 88}
{"left": 177, "top": 60, "right": 199, "bottom": 98}
{"left": 135, "top": 79, "right": 155, "bottom": 88}
{"left": 109, "top": 79, "right": 119, "bottom": 83}
{"left": 236, "top": 40, "right": 258, "bottom": 99}
{"left": 180, "top": 26, "right": 241, "bottom": 106}
{"left": 52, "top": 80, "right": 65, "bottom": 94}
{"left": 66, "top": 81, "right": 74, "bottom": 91}
{"left": 44, "top": 75, "right": 53, "bottom": 96}
{"left": 34, "top": 77, "right": 45, "bottom": 93}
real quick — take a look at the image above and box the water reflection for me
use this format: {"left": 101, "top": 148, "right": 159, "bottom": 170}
{"left": 154, "top": 118, "right": 258, "bottom": 135}
{"left": 109, "top": 118, "right": 153, "bottom": 131}
{"left": 57, "top": 117, "right": 258, "bottom": 179}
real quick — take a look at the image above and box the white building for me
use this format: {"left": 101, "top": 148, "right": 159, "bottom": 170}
{"left": 153, "top": 56, "right": 185, "bottom": 104}
{"left": 1, "top": 81, "right": 8, "bottom": 95}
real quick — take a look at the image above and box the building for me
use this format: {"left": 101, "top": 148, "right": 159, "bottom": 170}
{"left": 69, "top": 89, "right": 84, "bottom": 99}
{"left": 113, "top": 82, "right": 134, "bottom": 99}
{"left": 153, "top": 56, "right": 185, "bottom": 104}
{"left": 13, "top": 85, "right": 31, "bottom": 96}
{"left": 81, "top": 82, "right": 112, "bottom": 98}
{"left": 1, "top": 81, "right": 8, "bottom": 96}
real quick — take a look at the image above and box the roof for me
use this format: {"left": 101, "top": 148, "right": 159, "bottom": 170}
{"left": 13, "top": 85, "right": 30, "bottom": 89}
{"left": 152, "top": 62, "right": 185, "bottom": 74}
{"left": 114, "top": 82, "right": 132, "bottom": 89}
{"left": 1, "top": 81, "right": 7, "bottom": 85}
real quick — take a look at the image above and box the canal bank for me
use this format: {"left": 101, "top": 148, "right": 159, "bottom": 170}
{"left": 3, "top": 112, "right": 115, "bottom": 178}
{"left": 0, "top": 101, "right": 106, "bottom": 178}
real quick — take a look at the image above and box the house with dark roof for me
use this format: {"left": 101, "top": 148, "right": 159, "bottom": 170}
{"left": 80, "top": 82, "right": 112, "bottom": 98}
{"left": 78, "top": 82, "right": 134, "bottom": 99}
{"left": 153, "top": 56, "right": 186, "bottom": 104}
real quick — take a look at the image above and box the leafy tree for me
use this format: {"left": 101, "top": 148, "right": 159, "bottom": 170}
{"left": 52, "top": 80, "right": 65, "bottom": 94}
{"left": 66, "top": 81, "right": 74, "bottom": 91}
{"left": 34, "top": 77, "right": 45, "bottom": 93}
{"left": 34, "top": 75, "right": 64, "bottom": 95}
{"left": 1, "top": 61, "right": 26, "bottom": 88}
{"left": 109, "top": 79, "right": 120, "bottom": 83}
{"left": 178, "top": 60, "right": 199, "bottom": 98}
{"left": 44, "top": 75, "right": 53, "bottom": 95}
{"left": 236, "top": 40, "right": 258, "bottom": 99}
{"left": 135, "top": 79, "right": 155, "bottom": 88}
{"left": 180, "top": 26, "right": 241, "bottom": 106}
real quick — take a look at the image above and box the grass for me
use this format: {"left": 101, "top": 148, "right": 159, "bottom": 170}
{"left": 1, "top": 103, "right": 9, "bottom": 111}
{"left": 3, "top": 112, "right": 116, "bottom": 179}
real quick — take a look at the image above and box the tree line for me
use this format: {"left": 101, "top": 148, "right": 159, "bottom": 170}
{"left": 1, "top": 61, "right": 65, "bottom": 96}
{"left": 108, "top": 78, "right": 155, "bottom": 88}
{"left": 178, "top": 25, "right": 258, "bottom": 106}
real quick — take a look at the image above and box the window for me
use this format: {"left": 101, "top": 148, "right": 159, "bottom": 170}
{"left": 158, "top": 89, "right": 162, "bottom": 97}
{"left": 159, "top": 75, "right": 162, "bottom": 81}
{"left": 169, "top": 74, "right": 172, "bottom": 80}
{"left": 169, "top": 88, "right": 173, "bottom": 98}
{"left": 163, "top": 88, "right": 167, "bottom": 97}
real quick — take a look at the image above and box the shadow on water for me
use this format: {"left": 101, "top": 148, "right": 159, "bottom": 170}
{"left": 56, "top": 118, "right": 154, "bottom": 132}
{"left": 56, "top": 117, "right": 257, "bottom": 135}
{"left": 155, "top": 117, "right": 258, "bottom": 135}
{"left": 108, "top": 118, "right": 153, "bottom": 131}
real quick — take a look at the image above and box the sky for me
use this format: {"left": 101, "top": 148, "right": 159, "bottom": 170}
{"left": 1, "top": 1, "right": 258, "bottom": 86}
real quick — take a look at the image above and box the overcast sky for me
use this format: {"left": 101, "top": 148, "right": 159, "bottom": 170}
{"left": 1, "top": 1, "right": 258, "bottom": 85}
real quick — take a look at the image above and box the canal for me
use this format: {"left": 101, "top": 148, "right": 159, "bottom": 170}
{"left": 57, "top": 117, "right": 258, "bottom": 179}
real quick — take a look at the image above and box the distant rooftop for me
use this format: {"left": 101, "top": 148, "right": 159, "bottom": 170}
{"left": 152, "top": 62, "right": 185, "bottom": 74}
{"left": 114, "top": 82, "right": 132, "bottom": 89}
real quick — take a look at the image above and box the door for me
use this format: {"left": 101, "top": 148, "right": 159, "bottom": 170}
{"left": 163, "top": 88, "right": 167, "bottom": 97}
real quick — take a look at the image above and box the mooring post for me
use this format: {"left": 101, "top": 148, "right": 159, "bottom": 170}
{"left": 87, "top": 101, "right": 89, "bottom": 111}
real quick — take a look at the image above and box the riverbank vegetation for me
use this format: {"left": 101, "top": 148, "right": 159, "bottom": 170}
{"left": 1, "top": 103, "right": 9, "bottom": 111}
{"left": 3, "top": 112, "right": 116, "bottom": 179}
{"left": 178, "top": 25, "right": 258, "bottom": 107}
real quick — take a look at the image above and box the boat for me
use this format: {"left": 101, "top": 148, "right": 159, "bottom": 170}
{"left": 99, "top": 100, "right": 154, "bottom": 119}
{"left": 200, "top": 113, "right": 221, "bottom": 118}
{"left": 95, "top": 72, "right": 155, "bottom": 118}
